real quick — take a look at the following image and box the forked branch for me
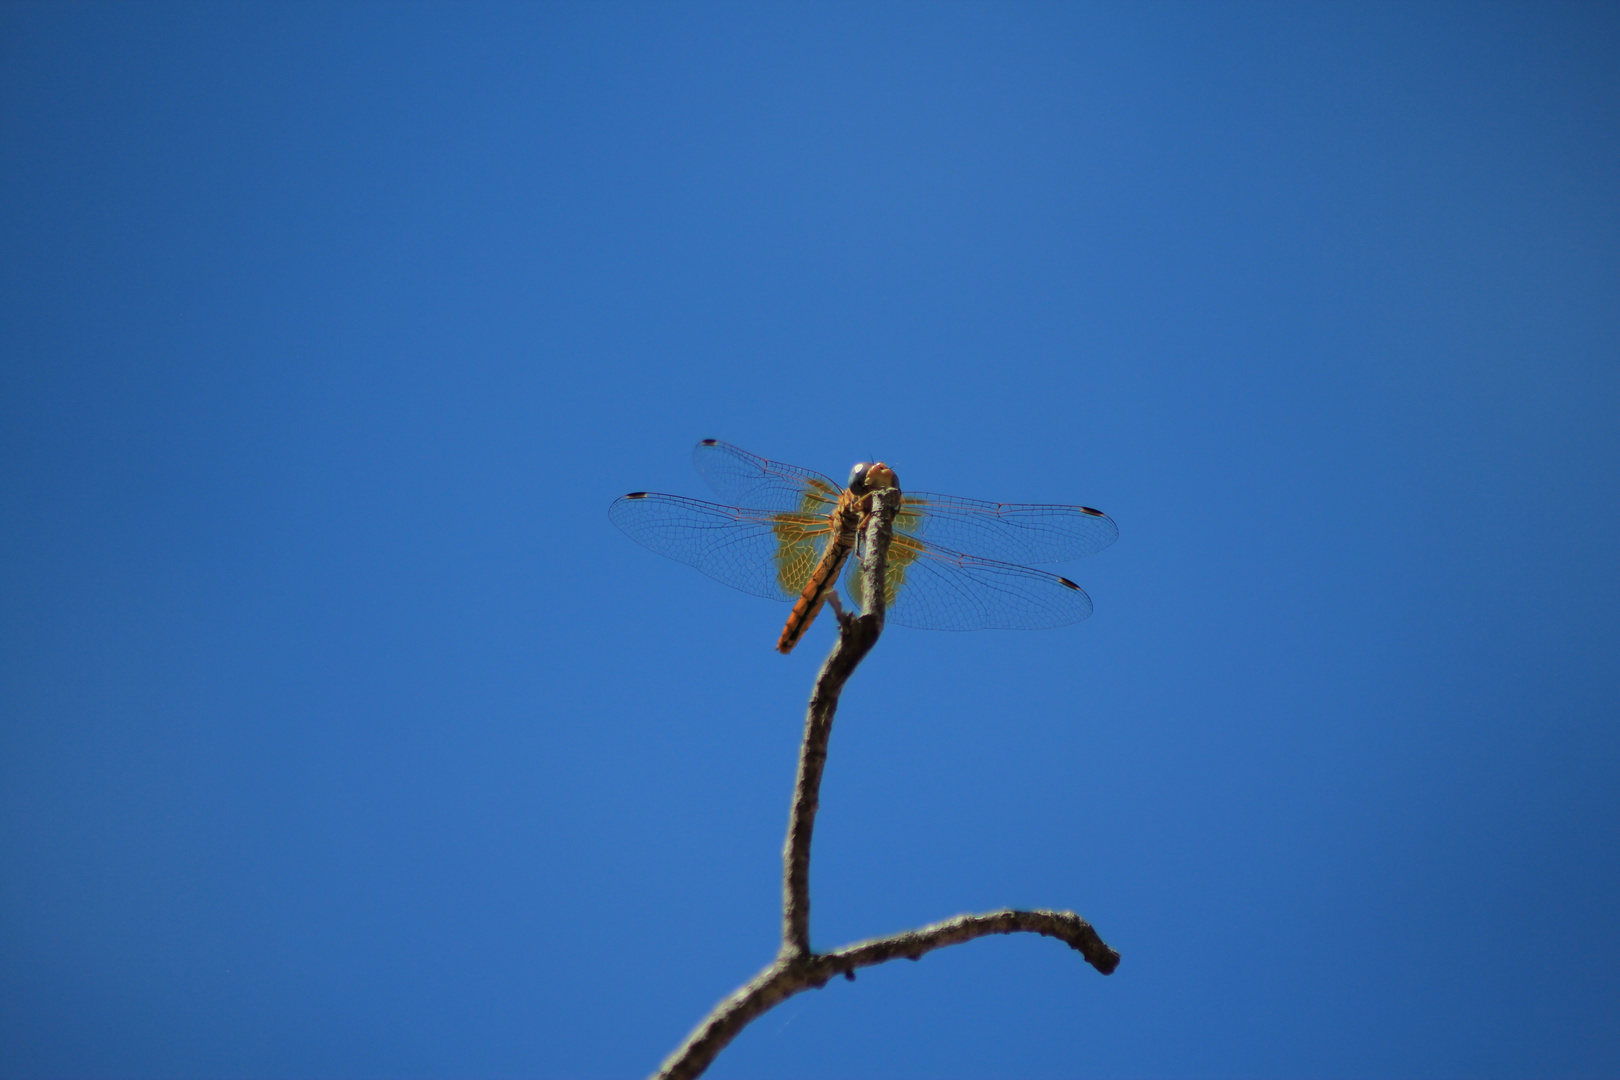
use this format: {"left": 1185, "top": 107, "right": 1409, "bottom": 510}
{"left": 651, "top": 487, "right": 1117, "bottom": 1080}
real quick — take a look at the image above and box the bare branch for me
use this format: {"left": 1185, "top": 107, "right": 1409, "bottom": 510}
{"left": 648, "top": 484, "right": 1118, "bottom": 1080}
{"left": 820, "top": 908, "right": 1120, "bottom": 977}
{"left": 651, "top": 909, "right": 1117, "bottom": 1080}
{"left": 650, "top": 959, "right": 799, "bottom": 1080}
{"left": 782, "top": 486, "right": 900, "bottom": 958}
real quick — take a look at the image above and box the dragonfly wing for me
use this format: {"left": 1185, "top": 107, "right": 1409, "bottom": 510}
{"left": 693, "top": 439, "right": 844, "bottom": 514}
{"left": 609, "top": 492, "right": 833, "bottom": 602}
{"left": 899, "top": 492, "right": 1118, "bottom": 565}
{"left": 842, "top": 535, "right": 1093, "bottom": 630}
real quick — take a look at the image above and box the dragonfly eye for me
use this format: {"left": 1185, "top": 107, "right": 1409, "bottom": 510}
{"left": 847, "top": 462, "right": 874, "bottom": 494}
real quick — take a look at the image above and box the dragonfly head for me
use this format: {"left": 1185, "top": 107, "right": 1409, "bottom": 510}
{"left": 847, "top": 461, "right": 899, "bottom": 494}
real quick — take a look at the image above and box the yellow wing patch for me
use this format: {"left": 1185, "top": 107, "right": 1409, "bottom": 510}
{"left": 771, "top": 483, "right": 839, "bottom": 596}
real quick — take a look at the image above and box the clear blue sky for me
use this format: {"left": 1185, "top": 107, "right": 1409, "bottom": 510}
{"left": 3, "top": 3, "right": 1617, "bottom": 1077}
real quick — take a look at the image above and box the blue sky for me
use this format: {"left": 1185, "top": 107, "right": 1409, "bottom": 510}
{"left": 2, "top": 3, "right": 1617, "bottom": 1077}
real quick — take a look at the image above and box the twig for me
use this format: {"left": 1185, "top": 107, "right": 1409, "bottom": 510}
{"left": 650, "top": 486, "right": 1117, "bottom": 1080}
{"left": 651, "top": 909, "right": 1116, "bottom": 1080}
{"left": 781, "top": 486, "right": 896, "bottom": 958}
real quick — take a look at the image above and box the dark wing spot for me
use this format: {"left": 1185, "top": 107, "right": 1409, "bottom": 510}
{"left": 700, "top": 438, "right": 719, "bottom": 445}
{"left": 625, "top": 492, "right": 648, "bottom": 499}
{"left": 1058, "top": 576, "right": 1081, "bottom": 590}
{"left": 1081, "top": 507, "right": 1105, "bottom": 516}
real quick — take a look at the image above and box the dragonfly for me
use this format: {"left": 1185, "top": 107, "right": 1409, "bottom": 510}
{"left": 608, "top": 440, "right": 1119, "bottom": 654}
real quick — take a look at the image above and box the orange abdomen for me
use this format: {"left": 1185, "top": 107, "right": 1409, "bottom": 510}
{"left": 776, "top": 493, "right": 863, "bottom": 654}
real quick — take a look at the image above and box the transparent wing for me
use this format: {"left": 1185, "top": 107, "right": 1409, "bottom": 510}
{"left": 898, "top": 492, "right": 1118, "bottom": 565}
{"left": 609, "top": 492, "right": 834, "bottom": 602}
{"left": 692, "top": 439, "right": 844, "bottom": 514}
{"left": 842, "top": 534, "right": 1093, "bottom": 631}
{"left": 692, "top": 443, "right": 1115, "bottom": 564}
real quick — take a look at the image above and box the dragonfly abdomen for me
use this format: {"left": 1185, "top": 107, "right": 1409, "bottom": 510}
{"left": 776, "top": 494, "right": 864, "bottom": 654}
